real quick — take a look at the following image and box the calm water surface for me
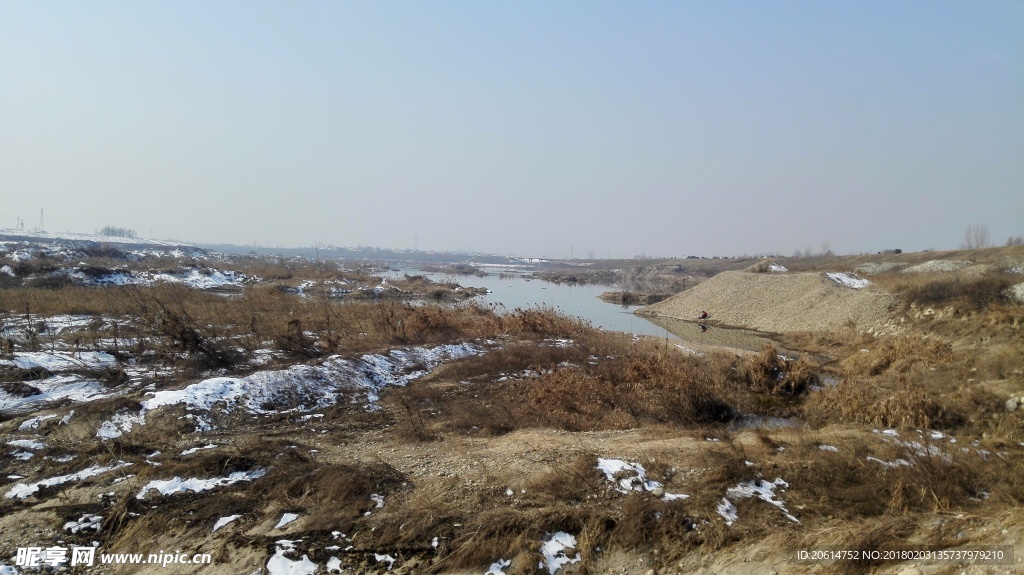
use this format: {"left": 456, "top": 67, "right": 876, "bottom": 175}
{"left": 389, "top": 266, "right": 772, "bottom": 350}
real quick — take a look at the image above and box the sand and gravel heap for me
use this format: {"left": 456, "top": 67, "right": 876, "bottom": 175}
{"left": 637, "top": 270, "right": 898, "bottom": 333}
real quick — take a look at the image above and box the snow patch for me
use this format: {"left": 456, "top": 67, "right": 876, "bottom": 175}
{"left": 326, "top": 557, "right": 343, "bottom": 573}
{"left": 18, "top": 414, "right": 56, "bottom": 430}
{"left": 5, "top": 461, "right": 132, "bottom": 499}
{"left": 64, "top": 514, "right": 102, "bottom": 534}
{"left": 485, "top": 558, "right": 511, "bottom": 575}
{"left": 717, "top": 478, "right": 799, "bottom": 526}
{"left": 267, "top": 548, "right": 318, "bottom": 575}
{"left": 213, "top": 515, "right": 242, "bottom": 532}
{"left": 275, "top": 513, "right": 299, "bottom": 529}
{"left": 2, "top": 375, "right": 108, "bottom": 415}
{"left": 4, "top": 351, "right": 117, "bottom": 372}
{"left": 7, "top": 439, "right": 45, "bottom": 450}
{"left": 826, "top": 272, "right": 870, "bottom": 289}
{"left": 98, "top": 342, "right": 481, "bottom": 437}
{"left": 539, "top": 532, "right": 581, "bottom": 574}
{"left": 374, "top": 554, "right": 396, "bottom": 569}
{"left": 596, "top": 458, "right": 688, "bottom": 500}
{"left": 181, "top": 444, "right": 218, "bottom": 456}
{"left": 137, "top": 469, "right": 266, "bottom": 499}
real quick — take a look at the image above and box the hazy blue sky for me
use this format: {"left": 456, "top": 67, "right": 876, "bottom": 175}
{"left": 1, "top": 1, "right": 1021, "bottom": 257}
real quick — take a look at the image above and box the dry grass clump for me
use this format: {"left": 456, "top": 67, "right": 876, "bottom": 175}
{"left": 526, "top": 454, "right": 606, "bottom": 505}
{"left": 738, "top": 345, "right": 818, "bottom": 395}
{"left": 802, "top": 379, "right": 943, "bottom": 429}
{"left": 778, "top": 435, "right": 1002, "bottom": 522}
{"left": 838, "top": 334, "right": 952, "bottom": 377}
{"left": 392, "top": 340, "right": 826, "bottom": 439}
{"left": 271, "top": 462, "right": 408, "bottom": 532}
{"left": 869, "top": 270, "right": 1018, "bottom": 312}
{"left": 523, "top": 353, "right": 737, "bottom": 431}
{"left": 0, "top": 285, "right": 131, "bottom": 317}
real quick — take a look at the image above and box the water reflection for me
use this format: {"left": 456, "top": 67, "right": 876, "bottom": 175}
{"left": 642, "top": 315, "right": 774, "bottom": 353}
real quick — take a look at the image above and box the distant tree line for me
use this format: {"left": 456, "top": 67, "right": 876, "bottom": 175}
{"left": 98, "top": 226, "right": 138, "bottom": 238}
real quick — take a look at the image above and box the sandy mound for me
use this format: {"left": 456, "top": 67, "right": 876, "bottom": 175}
{"left": 637, "top": 271, "right": 898, "bottom": 333}
{"left": 903, "top": 260, "right": 974, "bottom": 273}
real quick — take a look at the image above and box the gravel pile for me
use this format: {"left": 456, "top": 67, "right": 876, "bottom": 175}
{"left": 637, "top": 271, "right": 898, "bottom": 333}
{"left": 1009, "top": 282, "right": 1024, "bottom": 304}
{"left": 903, "top": 260, "right": 974, "bottom": 273}
{"left": 855, "top": 262, "right": 906, "bottom": 274}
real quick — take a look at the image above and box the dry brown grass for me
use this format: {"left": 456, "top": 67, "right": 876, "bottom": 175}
{"left": 803, "top": 378, "right": 944, "bottom": 429}
{"left": 868, "top": 270, "right": 1018, "bottom": 312}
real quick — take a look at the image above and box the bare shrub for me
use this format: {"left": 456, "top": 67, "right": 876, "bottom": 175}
{"left": 739, "top": 345, "right": 818, "bottom": 394}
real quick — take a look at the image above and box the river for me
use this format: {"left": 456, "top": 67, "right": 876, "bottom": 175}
{"left": 387, "top": 265, "right": 773, "bottom": 351}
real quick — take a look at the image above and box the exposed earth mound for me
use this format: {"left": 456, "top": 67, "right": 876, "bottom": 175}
{"left": 637, "top": 271, "right": 898, "bottom": 333}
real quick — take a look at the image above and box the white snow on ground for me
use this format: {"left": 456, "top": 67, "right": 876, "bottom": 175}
{"left": 1, "top": 565, "right": 21, "bottom": 575}
{"left": 213, "top": 515, "right": 242, "bottom": 532}
{"left": 1, "top": 375, "right": 110, "bottom": 416}
{"left": 66, "top": 267, "right": 249, "bottom": 289}
{"left": 865, "top": 456, "right": 912, "bottom": 468}
{"left": 717, "top": 478, "right": 799, "bottom": 526}
{"left": 323, "top": 556, "right": 344, "bottom": 572}
{"left": 768, "top": 264, "right": 788, "bottom": 273}
{"left": 275, "top": 513, "right": 299, "bottom": 529}
{"left": 716, "top": 498, "right": 738, "bottom": 525}
{"left": 0, "top": 265, "right": 13, "bottom": 276}
{"left": 7, "top": 439, "right": 46, "bottom": 450}
{"left": 97, "top": 410, "right": 144, "bottom": 440}
{"left": 539, "top": 532, "right": 581, "bottom": 575}
{"left": 5, "top": 461, "right": 132, "bottom": 499}
{"left": 11, "top": 451, "right": 33, "bottom": 461}
{"left": 826, "top": 272, "right": 871, "bottom": 289}
{"left": 485, "top": 558, "right": 512, "bottom": 575}
{"left": 0, "top": 228, "right": 197, "bottom": 248}
{"left": 97, "top": 342, "right": 481, "bottom": 438}
{"left": 137, "top": 469, "right": 266, "bottom": 499}
{"left": 176, "top": 269, "right": 247, "bottom": 289}
{"left": 596, "top": 458, "right": 688, "bottom": 500}
{"left": 0, "top": 314, "right": 100, "bottom": 338}
{"left": 18, "top": 414, "right": 56, "bottom": 430}
{"left": 1, "top": 351, "right": 117, "bottom": 372}
{"left": 374, "top": 554, "right": 396, "bottom": 569}
{"left": 818, "top": 445, "right": 839, "bottom": 452}
{"left": 673, "top": 343, "right": 704, "bottom": 356}
{"left": 181, "top": 444, "right": 218, "bottom": 456}
{"left": 64, "top": 514, "right": 102, "bottom": 534}
{"left": 266, "top": 546, "right": 318, "bottom": 575}
{"left": 325, "top": 557, "right": 343, "bottom": 573}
